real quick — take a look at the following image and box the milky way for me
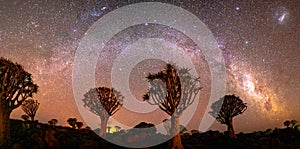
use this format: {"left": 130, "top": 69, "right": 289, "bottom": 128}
{"left": 0, "top": 0, "right": 299, "bottom": 132}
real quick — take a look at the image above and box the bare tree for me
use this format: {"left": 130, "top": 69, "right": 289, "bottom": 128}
{"left": 144, "top": 64, "right": 201, "bottom": 149}
{"left": 83, "top": 87, "right": 123, "bottom": 136}
{"left": 48, "top": 119, "right": 58, "bottom": 128}
{"left": 284, "top": 120, "right": 291, "bottom": 128}
{"left": 0, "top": 57, "right": 38, "bottom": 147}
{"left": 76, "top": 121, "right": 84, "bottom": 129}
{"left": 291, "top": 120, "right": 298, "bottom": 129}
{"left": 210, "top": 95, "right": 247, "bottom": 138}
{"left": 21, "top": 99, "right": 40, "bottom": 121}
{"left": 67, "top": 118, "right": 77, "bottom": 128}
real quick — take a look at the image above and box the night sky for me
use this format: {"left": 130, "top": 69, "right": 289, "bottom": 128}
{"left": 1, "top": 0, "right": 299, "bottom": 133}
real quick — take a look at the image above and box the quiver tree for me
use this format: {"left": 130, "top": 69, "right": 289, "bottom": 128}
{"left": 290, "top": 120, "right": 298, "bottom": 129}
{"left": 143, "top": 64, "right": 201, "bottom": 149}
{"left": 67, "top": 118, "right": 77, "bottom": 128}
{"left": 284, "top": 120, "right": 291, "bottom": 128}
{"left": 83, "top": 87, "right": 123, "bottom": 136}
{"left": 209, "top": 95, "right": 247, "bottom": 138}
{"left": 0, "top": 57, "right": 38, "bottom": 147}
{"left": 21, "top": 99, "right": 40, "bottom": 121}
{"left": 48, "top": 119, "right": 58, "bottom": 128}
{"left": 76, "top": 121, "right": 84, "bottom": 129}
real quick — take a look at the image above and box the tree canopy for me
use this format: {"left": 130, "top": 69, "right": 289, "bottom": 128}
{"left": 0, "top": 57, "right": 38, "bottom": 111}
{"left": 210, "top": 94, "right": 247, "bottom": 138}
{"left": 83, "top": 87, "right": 123, "bottom": 136}
{"left": 83, "top": 87, "right": 123, "bottom": 117}
{"left": 21, "top": 99, "right": 40, "bottom": 121}
{"left": 210, "top": 95, "right": 247, "bottom": 125}
{"left": 143, "top": 64, "right": 201, "bottom": 116}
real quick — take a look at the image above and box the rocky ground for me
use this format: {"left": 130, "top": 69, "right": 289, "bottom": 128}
{"left": 8, "top": 119, "right": 300, "bottom": 149}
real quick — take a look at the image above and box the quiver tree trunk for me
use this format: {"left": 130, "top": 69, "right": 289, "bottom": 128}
{"left": 30, "top": 116, "right": 34, "bottom": 121}
{"left": 168, "top": 114, "right": 184, "bottom": 149}
{"left": 0, "top": 107, "right": 11, "bottom": 148}
{"left": 99, "top": 114, "right": 109, "bottom": 137}
{"left": 227, "top": 117, "right": 236, "bottom": 138}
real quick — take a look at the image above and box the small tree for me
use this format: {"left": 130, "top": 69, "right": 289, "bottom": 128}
{"left": 76, "top": 121, "right": 83, "bottom": 129}
{"left": 290, "top": 120, "right": 298, "bottom": 129}
{"left": 210, "top": 95, "right": 247, "bottom": 138}
{"left": 67, "top": 118, "right": 77, "bottom": 128}
{"left": 21, "top": 99, "right": 40, "bottom": 121}
{"left": 83, "top": 87, "right": 123, "bottom": 136}
{"left": 48, "top": 119, "right": 58, "bottom": 128}
{"left": 144, "top": 64, "right": 200, "bottom": 149}
{"left": 21, "top": 115, "right": 29, "bottom": 122}
{"left": 0, "top": 57, "right": 38, "bottom": 147}
{"left": 284, "top": 120, "right": 291, "bottom": 128}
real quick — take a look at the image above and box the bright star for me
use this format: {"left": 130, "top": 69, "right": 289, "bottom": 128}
{"left": 278, "top": 13, "right": 287, "bottom": 23}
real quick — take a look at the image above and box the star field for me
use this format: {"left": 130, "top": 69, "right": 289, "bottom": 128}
{"left": 0, "top": 0, "right": 299, "bottom": 132}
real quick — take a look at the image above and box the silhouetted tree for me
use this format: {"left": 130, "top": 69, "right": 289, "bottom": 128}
{"left": 284, "top": 120, "right": 291, "bottom": 128}
{"left": 83, "top": 87, "right": 123, "bottom": 136}
{"left": 291, "top": 120, "right": 298, "bottom": 129}
{"left": 67, "top": 118, "right": 77, "bottom": 128}
{"left": 0, "top": 57, "right": 38, "bottom": 147}
{"left": 76, "top": 121, "right": 84, "bottom": 129}
{"left": 210, "top": 95, "right": 247, "bottom": 138}
{"left": 21, "top": 115, "right": 29, "bottom": 122}
{"left": 48, "top": 119, "right": 58, "bottom": 128}
{"left": 21, "top": 99, "right": 40, "bottom": 121}
{"left": 144, "top": 64, "right": 201, "bottom": 149}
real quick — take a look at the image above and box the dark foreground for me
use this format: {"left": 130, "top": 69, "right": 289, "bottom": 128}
{"left": 8, "top": 119, "right": 300, "bottom": 149}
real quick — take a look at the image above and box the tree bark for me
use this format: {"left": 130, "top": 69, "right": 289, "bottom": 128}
{"left": 168, "top": 114, "right": 184, "bottom": 149}
{"left": 227, "top": 117, "right": 236, "bottom": 138}
{"left": 99, "top": 114, "right": 109, "bottom": 137}
{"left": 0, "top": 107, "right": 11, "bottom": 148}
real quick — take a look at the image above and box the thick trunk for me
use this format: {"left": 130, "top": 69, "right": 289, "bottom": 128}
{"left": 99, "top": 114, "right": 109, "bottom": 137}
{"left": 227, "top": 117, "right": 236, "bottom": 138}
{"left": 0, "top": 107, "right": 11, "bottom": 148}
{"left": 30, "top": 115, "right": 34, "bottom": 121}
{"left": 168, "top": 114, "right": 184, "bottom": 149}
